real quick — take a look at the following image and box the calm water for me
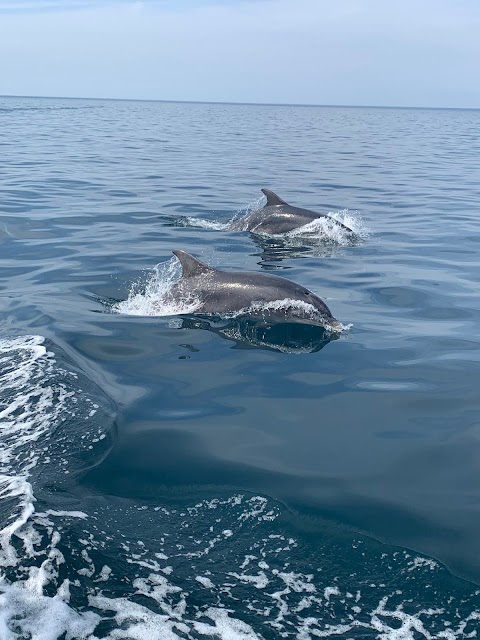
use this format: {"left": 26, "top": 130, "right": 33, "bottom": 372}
{"left": 1, "top": 96, "right": 480, "bottom": 638}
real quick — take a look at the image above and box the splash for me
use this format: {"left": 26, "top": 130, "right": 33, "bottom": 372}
{"left": 113, "top": 257, "right": 202, "bottom": 317}
{"left": 227, "top": 196, "right": 265, "bottom": 228}
{"left": 176, "top": 197, "right": 264, "bottom": 232}
{"left": 284, "top": 209, "right": 369, "bottom": 244}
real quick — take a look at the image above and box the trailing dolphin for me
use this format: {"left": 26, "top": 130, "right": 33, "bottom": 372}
{"left": 229, "top": 189, "right": 353, "bottom": 234}
{"left": 168, "top": 250, "right": 342, "bottom": 330}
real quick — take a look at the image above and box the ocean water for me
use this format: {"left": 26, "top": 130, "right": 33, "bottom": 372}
{"left": 1, "top": 96, "right": 479, "bottom": 639}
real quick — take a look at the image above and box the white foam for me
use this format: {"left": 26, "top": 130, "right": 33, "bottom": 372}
{"left": 177, "top": 196, "right": 264, "bottom": 233}
{"left": 0, "top": 505, "right": 101, "bottom": 640}
{"left": 113, "top": 257, "right": 202, "bottom": 317}
{"left": 193, "top": 607, "right": 261, "bottom": 639}
{"left": 0, "top": 335, "right": 112, "bottom": 639}
{"left": 196, "top": 575, "right": 214, "bottom": 589}
{"left": 324, "top": 585, "right": 340, "bottom": 601}
{"left": 89, "top": 593, "right": 191, "bottom": 639}
{"left": 0, "top": 580, "right": 100, "bottom": 640}
{"left": 229, "top": 571, "right": 269, "bottom": 589}
{"left": 0, "top": 487, "right": 477, "bottom": 640}
{"left": 284, "top": 209, "right": 368, "bottom": 245}
{"left": 0, "top": 335, "right": 70, "bottom": 568}
{"left": 407, "top": 556, "right": 439, "bottom": 571}
{"left": 0, "top": 476, "right": 35, "bottom": 567}
{"left": 38, "top": 510, "right": 88, "bottom": 520}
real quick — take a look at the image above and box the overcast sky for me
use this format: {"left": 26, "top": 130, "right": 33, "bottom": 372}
{"left": 0, "top": 0, "right": 479, "bottom": 107}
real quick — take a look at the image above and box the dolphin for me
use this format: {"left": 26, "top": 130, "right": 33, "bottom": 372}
{"left": 229, "top": 189, "right": 353, "bottom": 234}
{"left": 168, "top": 250, "right": 341, "bottom": 330}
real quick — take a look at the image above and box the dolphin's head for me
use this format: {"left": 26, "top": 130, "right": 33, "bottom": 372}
{"left": 260, "top": 281, "right": 342, "bottom": 331}
{"left": 297, "top": 299, "right": 341, "bottom": 330}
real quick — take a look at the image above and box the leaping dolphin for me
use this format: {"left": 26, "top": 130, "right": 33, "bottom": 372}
{"left": 168, "top": 250, "right": 341, "bottom": 330}
{"left": 229, "top": 189, "right": 353, "bottom": 234}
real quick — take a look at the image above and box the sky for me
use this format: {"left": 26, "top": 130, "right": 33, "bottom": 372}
{"left": 0, "top": 0, "right": 479, "bottom": 108}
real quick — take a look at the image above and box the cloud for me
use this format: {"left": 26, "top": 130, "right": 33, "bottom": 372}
{"left": 0, "top": 0, "right": 479, "bottom": 107}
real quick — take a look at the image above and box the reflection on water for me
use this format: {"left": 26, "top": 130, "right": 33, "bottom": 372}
{"left": 179, "top": 316, "right": 338, "bottom": 353}
{"left": 249, "top": 233, "right": 343, "bottom": 266}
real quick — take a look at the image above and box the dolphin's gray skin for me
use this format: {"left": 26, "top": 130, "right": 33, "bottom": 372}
{"left": 169, "top": 250, "right": 341, "bottom": 329}
{"left": 229, "top": 189, "right": 353, "bottom": 234}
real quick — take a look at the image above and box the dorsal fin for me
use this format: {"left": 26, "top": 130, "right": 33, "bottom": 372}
{"left": 261, "top": 189, "right": 288, "bottom": 207}
{"left": 173, "top": 249, "right": 214, "bottom": 278}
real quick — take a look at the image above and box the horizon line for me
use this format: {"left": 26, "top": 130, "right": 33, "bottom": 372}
{"left": 1, "top": 93, "right": 479, "bottom": 111}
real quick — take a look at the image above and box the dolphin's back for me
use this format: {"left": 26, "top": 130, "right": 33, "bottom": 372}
{"left": 173, "top": 265, "right": 306, "bottom": 315}
{"left": 229, "top": 204, "right": 320, "bottom": 233}
{"left": 249, "top": 205, "right": 325, "bottom": 234}
{"left": 197, "top": 270, "right": 301, "bottom": 313}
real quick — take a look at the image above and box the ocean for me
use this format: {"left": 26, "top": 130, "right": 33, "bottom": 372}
{"left": 1, "top": 95, "right": 479, "bottom": 638}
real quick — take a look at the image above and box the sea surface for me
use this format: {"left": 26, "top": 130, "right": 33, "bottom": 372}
{"left": 1, "top": 96, "right": 480, "bottom": 639}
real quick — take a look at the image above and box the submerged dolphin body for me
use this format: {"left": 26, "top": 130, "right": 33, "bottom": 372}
{"left": 229, "top": 189, "right": 353, "bottom": 234}
{"left": 168, "top": 250, "right": 341, "bottom": 329}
